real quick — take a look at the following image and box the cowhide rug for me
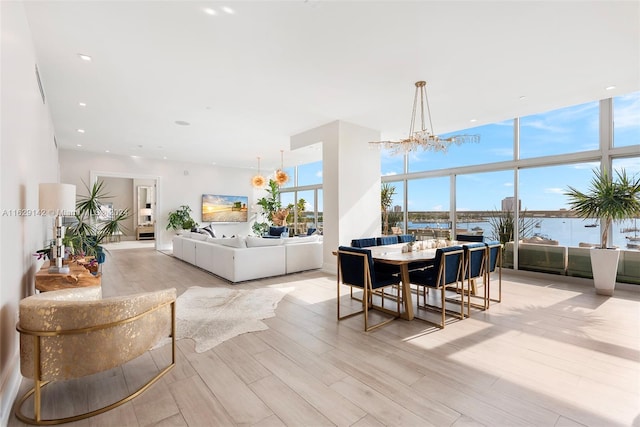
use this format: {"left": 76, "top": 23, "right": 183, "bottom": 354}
{"left": 156, "top": 286, "right": 292, "bottom": 353}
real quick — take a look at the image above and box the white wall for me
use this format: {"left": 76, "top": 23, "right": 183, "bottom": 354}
{"left": 59, "top": 150, "right": 263, "bottom": 249}
{"left": 0, "top": 2, "right": 61, "bottom": 422}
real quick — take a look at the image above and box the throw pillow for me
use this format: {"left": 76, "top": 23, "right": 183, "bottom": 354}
{"left": 246, "top": 236, "right": 284, "bottom": 247}
{"left": 202, "top": 224, "right": 216, "bottom": 238}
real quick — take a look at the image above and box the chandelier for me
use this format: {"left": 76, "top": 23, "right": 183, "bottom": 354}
{"left": 370, "top": 81, "right": 479, "bottom": 155}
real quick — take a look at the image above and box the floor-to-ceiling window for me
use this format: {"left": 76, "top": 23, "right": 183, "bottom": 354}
{"left": 381, "top": 91, "right": 640, "bottom": 279}
{"left": 280, "top": 161, "right": 323, "bottom": 235}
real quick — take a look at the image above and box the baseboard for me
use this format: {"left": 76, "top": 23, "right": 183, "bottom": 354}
{"left": 0, "top": 351, "right": 20, "bottom": 426}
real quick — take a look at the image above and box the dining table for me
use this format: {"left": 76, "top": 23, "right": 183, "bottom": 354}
{"left": 366, "top": 241, "right": 459, "bottom": 320}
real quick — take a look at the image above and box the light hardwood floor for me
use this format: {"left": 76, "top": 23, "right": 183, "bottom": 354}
{"left": 10, "top": 248, "right": 640, "bottom": 427}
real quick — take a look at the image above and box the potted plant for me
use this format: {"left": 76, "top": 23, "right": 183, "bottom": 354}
{"left": 69, "top": 180, "right": 129, "bottom": 257}
{"left": 253, "top": 179, "right": 282, "bottom": 236}
{"left": 166, "top": 205, "right": 198, "bottom": 232}
{"left": 565, "top": 168, "right": 640, "bottom": 295}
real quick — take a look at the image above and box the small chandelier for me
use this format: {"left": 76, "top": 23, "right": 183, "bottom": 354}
{"left": 251, "top": 156, "right": 266, "bottom": 188}
{"left": 274, "top": 150, "right": 289, "bottom": 186}
{"left": 370, "top": 80, "right": 479, "bottom": 155}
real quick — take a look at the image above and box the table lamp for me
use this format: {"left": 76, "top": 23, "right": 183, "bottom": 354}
{"left": 39, "top": 183, "right": 76, "bottom": 273}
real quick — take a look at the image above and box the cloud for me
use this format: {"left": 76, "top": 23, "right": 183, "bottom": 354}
{"left": 545, "top": 187, "right": 565, "bottom": 194}
{"left": 504, "top": 182, "right": 513, "bottom": 187}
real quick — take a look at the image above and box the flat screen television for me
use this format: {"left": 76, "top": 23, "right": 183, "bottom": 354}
{"left": 202, "top": 194, "right": 248, "bottom": 223}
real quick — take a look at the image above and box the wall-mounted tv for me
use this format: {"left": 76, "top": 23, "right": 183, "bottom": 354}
{"left": 202, "top": 194, "right": 248, "bottom": 223}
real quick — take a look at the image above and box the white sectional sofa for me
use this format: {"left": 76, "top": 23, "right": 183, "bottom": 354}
{"left": 171, "top": 232, "right": 323, "bottom": 283}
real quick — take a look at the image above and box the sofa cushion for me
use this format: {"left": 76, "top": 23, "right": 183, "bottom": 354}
{"left": 218, "top": 236, "right": 246, "bottom": 248}
{"left": 191, "top": 232, "right": 208, "bottom": 241}
{"left": 283, "top": 235, "right": 319, "bottom": 245}
{"left": 246, "top": 236, "right": 284, "bottom": 247}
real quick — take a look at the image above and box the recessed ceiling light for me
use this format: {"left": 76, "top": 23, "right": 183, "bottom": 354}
{"left": 76, "top": 144, "right": 82, "bottom": 147}
{"left": 222, "top": 6, "right": 235, "bottom": 14}
{"left": 78, "top": 102, "right": 87, "bottom": 107}
{"left": 105, "top": 150, "right": 110, "bottom": 153}
{"left": 203, "top": 7, "right": 216, "bottom": 15}
{"left": 470, "top": 119, "right": 477, "bottom": 123}
{"left": 163, "top": 156, "right": 167, "bottom": 160}
{"left": 77, "top": 129, "right": 85, "bottom": 133}
{"left": 175, "top": 120, "right": 190, "bottom": 126}
{"left": 77, "top": 54, "right": 92, "bottom": 61}
{"left": 605, "top": 85, "right": 616, "bottom": 91}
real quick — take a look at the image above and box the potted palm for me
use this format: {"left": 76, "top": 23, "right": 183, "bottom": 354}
{"left": 565, "top": 169, "right": 640, "bottom": 295}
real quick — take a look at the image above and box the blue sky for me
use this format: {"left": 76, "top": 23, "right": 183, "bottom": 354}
{"left": 288, "top": 92, "right": 639, "bottom": 213}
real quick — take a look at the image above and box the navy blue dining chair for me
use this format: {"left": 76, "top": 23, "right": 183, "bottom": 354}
{"left": 462, "top": 242, "right": 488, "bottom": 313}
{"left": 485, "top": 241, "right": 503, "bottom": 306}
{"left": 397, "top": 234, "right": 415, "bottom": 243}
{"left": 376, "top": 236, "right": 399, "bottom": 246}
{"left": 336, "top": 246, "right": 402, "bottom": 331}
{"left": 408, "top": 245, "right": 465, "bottom": 328}
{"left": 350, "top": 238, "right": 377, "bottom": 248}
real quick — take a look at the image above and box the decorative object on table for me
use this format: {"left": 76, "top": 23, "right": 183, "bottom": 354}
{"left": 271, "top": 208, "right": 289, "bottom": 227}
{"left": 274, "top": 149, "right": 289, "bottom": 186}
{"left": 251, "top": 156, "right": 266, "bottom": 188}
{"left": 166, "top": 204, "right": 198, "bottom": 231}
{"left": 564, "top": 168, "right": 640, "bottom": 296}
{"left": 369, "top": 80, "right": 480, "bottom": 155}
{"left": 39, "top": 183, "right": 76, "bottom": 274}
{"left": 154, "top": 286, "right": 292, "bottom": 353}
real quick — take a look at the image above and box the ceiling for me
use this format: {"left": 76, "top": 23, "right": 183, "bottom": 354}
{"left": 22, "top": 1, "right": 640, "bottom": 171}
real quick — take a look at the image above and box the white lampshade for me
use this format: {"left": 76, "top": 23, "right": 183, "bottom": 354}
{"left": 39, "top": 183, "right": 76, "bottom": 215}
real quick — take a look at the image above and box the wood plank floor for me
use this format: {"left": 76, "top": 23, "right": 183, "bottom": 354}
{"left": 9, "top": 248, "right": 640, "bottom": 427}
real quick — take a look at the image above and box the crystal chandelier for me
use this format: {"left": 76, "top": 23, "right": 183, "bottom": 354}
{"left": 370, "top": 81, "right": 479, "bottom": 155}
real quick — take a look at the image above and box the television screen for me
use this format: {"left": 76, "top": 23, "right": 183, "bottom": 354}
{"left": 202, "top": 194, "right": 248, "bottom": 223}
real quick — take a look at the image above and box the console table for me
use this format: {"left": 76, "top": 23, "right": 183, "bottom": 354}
{"left": 35, "top": 261, "right": 101, "bottom": 292}
{"left": 137, "top": 225, "right": 155, "bottom": 240}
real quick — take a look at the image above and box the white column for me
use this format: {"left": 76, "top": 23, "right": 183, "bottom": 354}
{"left": 291, "top": 120, "right": 381, "bottom": 272}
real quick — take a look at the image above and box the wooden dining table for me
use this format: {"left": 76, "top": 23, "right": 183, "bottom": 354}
{"left": 366, "top": 242, "right": 453, "bottom": 320}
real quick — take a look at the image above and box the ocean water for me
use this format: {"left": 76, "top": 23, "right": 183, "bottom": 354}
{"left": 407, "top": 217, "right": 638, "bottom": 249}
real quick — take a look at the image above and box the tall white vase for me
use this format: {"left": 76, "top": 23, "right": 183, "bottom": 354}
{"left": 590, "top": 248, "right": 620, "bottom": 296}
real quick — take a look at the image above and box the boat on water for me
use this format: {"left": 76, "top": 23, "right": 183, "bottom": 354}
{"left": 627, "top": 236, "right": 640, "bottom": 249}
{"left": 624, "top": 219, "right": 639, "bottom": 249}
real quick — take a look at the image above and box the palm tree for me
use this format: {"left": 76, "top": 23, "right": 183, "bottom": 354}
{"left": 565, "top": 169, "right": 640, "bottom": 248}
{"left": 381, "top": 183, "right": 396, "bottom": 235}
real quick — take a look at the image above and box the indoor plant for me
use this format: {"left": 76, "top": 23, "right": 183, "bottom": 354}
{"left": 253, "top": 179, "right": 283, "bottom": 236}
{"left": 166, "top": 205, "right": 198, "bottom": 231}
{"left": 565, "top": 168, "right": 640, "bottom": 295}
{"left": 66, "top": 180, "right": 130, "bottom": 259}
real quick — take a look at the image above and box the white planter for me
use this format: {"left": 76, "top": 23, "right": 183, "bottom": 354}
{"left": 590, "top": 248, "right": 620, "bottom": 296}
